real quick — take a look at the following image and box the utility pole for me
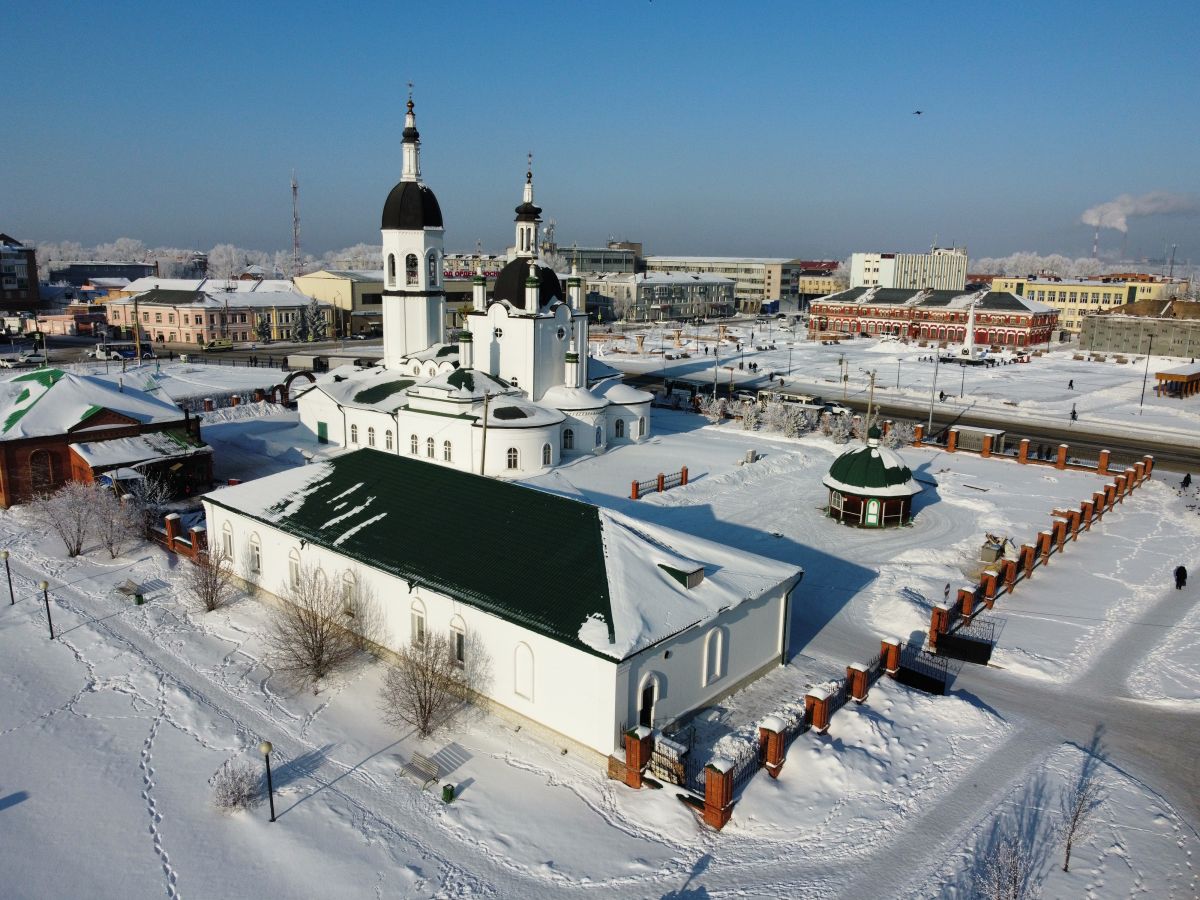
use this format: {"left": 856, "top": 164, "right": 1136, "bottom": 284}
{"left": 927, "top": 352, "right": 941, "bottom": 432}
{"left": 1139, "top": 334, "right": 1154, "bottom": 413}
{"left": 292, "top": 170, "right": 302, "bottom": 278}
{"left": 132, "top": 293, "right": 142, "bottom": 360}
{"left": 479, "top": 392, "right": 491, "bottom": 475}
{"left": 864, "top": 369, "right": 877, "bottom": 438}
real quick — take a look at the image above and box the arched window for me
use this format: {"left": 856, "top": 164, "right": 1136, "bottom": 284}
{"left": 288, "top": 549, "right": 301, "bottom": 588}
{"left": 387, "top": 253, "right": 396, "bottom": 286}
{"left": 405, "top": 253, "right": 418, "bottom": 286}
{"left": 221, "top": 522, "right": 234, "bottom": 558}
{"left": 562, "top": 428, "right": 574, "bottom": 451}
{"left": 249, "top": 533, "right": 261, "bottom": 574}
{"left": 541, "top": 443, "right": 551, "bottom": 466}
{"left": 410, "top": 434, "right": 419, "bottom": 455}
{"left": 506, "top": 448, "right": 519, "bottom": 470}
{"left": 638, "top": 674, "right": 658, "bottom": 729}
{"left": 410, "top": 599, "right": 426, "bottom": 646}
{"left": 350, "top": 424, "right": 359, "bottom": 444}
{"left": 367, "top": 426, "right": 375, "bottom": 447}
{"left": 443, "top": 440, "right": 452, "bottom": 462}
{"left": 514, "top": 642, "right": 534, "bottom": 700}
{"left": 615, "top": 419, "right": 625, "bottom": 439}
{"left": 385, "top": 430, "right": 393, "bottom": 450}
{"left": 426, "top": 437, "right": 435, "bottom": 458}
{"left": 449, "top": 615, "right": 466, "bottom": 666}
{"left": 704, "top": 628, "right": 725, "bottom": 686}
{"left": 595, "top": 426, "right": 603, "bottom": 446}
{"left": 427, "top": 251, "right": 439, "bottom": 286}
{"left": 639, "top": 417, "right": 646, "bottom": 437}
{"left": 341, "top": 571, "right": 357, "bottom": 610}
{"left": 29, "top": 449, "right": 54, "bottom": 494}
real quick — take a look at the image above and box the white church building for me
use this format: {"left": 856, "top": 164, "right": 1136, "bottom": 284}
{"left": 297, "top": 98, "right": 653, "bottom": 477}
{"left": 203, "top": 450, "right": 803, "bottom": 756}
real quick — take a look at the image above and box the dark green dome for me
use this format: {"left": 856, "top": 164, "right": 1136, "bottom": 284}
{"left": 825, "top": 442, "right": 917, "bottom": 493}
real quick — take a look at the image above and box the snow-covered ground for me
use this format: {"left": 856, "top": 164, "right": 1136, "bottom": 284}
{"left": 1, "top": 399, "right": 1196, "bottom": 897}
{"left": 42, "top": 359, "right": 290, "bottom": 404}
{"left": 598, "top": 326, "right": 1200, "bottom": 443}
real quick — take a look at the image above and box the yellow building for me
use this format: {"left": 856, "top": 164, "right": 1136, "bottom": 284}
{"left": 292, "top": 270, "right": 385, "bottom": 337}
{"left": 990, "top": 275, "right": 1190, "bottom": 333}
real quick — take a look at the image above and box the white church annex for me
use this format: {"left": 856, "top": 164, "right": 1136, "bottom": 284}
{"left": 202, "top": 450, "right": 803, "bottom": 755}
{"left": 297, "top": 97, "right": 653, "bottom": 477}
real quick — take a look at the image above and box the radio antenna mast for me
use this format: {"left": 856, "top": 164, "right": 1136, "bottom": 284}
{"left": 291, "top": 170, "right": 301, "bottom": 277}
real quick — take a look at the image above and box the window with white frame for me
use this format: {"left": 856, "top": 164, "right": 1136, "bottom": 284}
{"left": 350, "top": 424, "right": 359, "bottom": 444}
{"left": 541, "top": 443, "right": 551, "bottom": 466}
{"left": 385, "top": 430, "right": 393, "bottom": 450}
{"left": 341, "top": 571, "right": 356, "bottom": 611}
{"left": 410, "top": 434, "right": 419, "bottom": 455}
{"left": 506, "top": 448, "right": 519, "bottom": 469}
{"left": 443, "top": 440, "right": 452, "bottom": 462}
{"left": 221, "top": 523, "right": 233, "bottom": 558}
{"left": 426, "top": 437, "right": 435, "bottom": 458}
{"left": 288, "top": 550, "right": 300, "bottom": 588}
{"left": 411, "top": 600, "right": 426, "bottom": 646}
{"left": 450, "top": 616, "right": 465, "bottom": 667}
{"left": 249, "top": 534, "right": 261, "bottom": 573}
{"left": 704, "top": 628, "right": 724, "bottom": 686}
{"left": 514, "top": 642, "right": 534, "bottom": 700}
{"left": 367, "top": 426, "right": 375, "bottom": 447}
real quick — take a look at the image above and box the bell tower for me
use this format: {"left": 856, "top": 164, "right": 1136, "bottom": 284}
{"left": 380, "top": 90, "right": 445, "bottom": 368}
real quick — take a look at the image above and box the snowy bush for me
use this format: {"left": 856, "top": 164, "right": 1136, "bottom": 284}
{"left": 28, "top": 482, "right": 97, "bottom": 557}
{"left": 883, "top": 420, "right": 916, "bottom": 449}
{"left": 92, "top": 488, "right": 143, "bottom": 559}
{"left": 380, "top": 630, "right": 493, "bottom": 738}
{"left": 827, "top": 415, "right": 852, "bottom": 444}
{"left": 761, "top": 401, "right": 790, "bottom": 434}
{"left": 211, "top": 760, "right": 260, "bottom": 812}
{"left": 698, "top": 395, "right": 727, "bottom": 423}
{"left": 739, "top": 400, "right": 761, "bottom": 431}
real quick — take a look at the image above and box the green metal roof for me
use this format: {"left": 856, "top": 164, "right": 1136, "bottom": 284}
{"left": 827, "top": 443, "right": 913, "bottom": 490}
{"left": 206, "top": 450, "right": 616, "bottom": 658}
{"left": 352, "top": 379, "right": 414, "bottom": 404}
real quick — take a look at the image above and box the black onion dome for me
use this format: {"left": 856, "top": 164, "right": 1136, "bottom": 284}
{"left": 515, "top": 199, "right": 542, "bottom": 221}
{"left": 381, "top": 181, "right": 443, "bottom": 230}
{"left": 492, "top": 258, "right": 562, "bottom": 310}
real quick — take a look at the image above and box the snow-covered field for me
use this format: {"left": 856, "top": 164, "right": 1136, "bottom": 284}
{"left": 1, "top": 397, "right": 1196, "bottom": 897}
{"left": 598, "top": 326, "right": 1200, "bottom": 443}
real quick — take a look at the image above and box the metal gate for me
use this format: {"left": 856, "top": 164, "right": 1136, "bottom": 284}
{"left": 897, "top": 642, "right": 950, "bottom": 694}
{"left": 649, "top": 727, "right": 695, "bottom": 788}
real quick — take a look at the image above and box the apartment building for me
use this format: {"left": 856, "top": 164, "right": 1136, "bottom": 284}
{"left": 105, "top": 288, "right": 331, "bottom": 345}
{"left": 643, "top": 256, "right": 800, "bottom": 314}
{"left": 0, "top": 234, "right": 39, "bottom": 310}
{"left": 584, "top": 271, "right": 735, "bottom": 322}
{"left": 850, "top": 248, "right": 967, "bottom": 291}
{"left": 991, "top": 273, "right": 1190, "bottom": 333}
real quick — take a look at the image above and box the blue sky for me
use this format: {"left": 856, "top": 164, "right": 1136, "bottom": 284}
{"left": 4, "top": 0, "right": 1199, "bottom": 262}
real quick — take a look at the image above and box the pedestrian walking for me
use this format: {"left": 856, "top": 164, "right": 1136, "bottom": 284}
{"left": 1175, "top": 565, "right": 1188, "bottom": 590}
{"left": 1070, "top": 404, "right": 1077, "bottom": 422}
{"left": 1068, "top": 379, "right": 1074, "bottom": 390}
{"left": 943, "top": 583, "right": 951, "bottom": 602}
{"left": 939, "top": 390, "right": 945, "bottom": 402}
{"left": 1182, "top": 473, "right": 1192, "bottom": 490}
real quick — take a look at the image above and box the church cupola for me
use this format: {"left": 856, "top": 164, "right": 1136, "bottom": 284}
{"left": 514, "top": 154, "right": 542, "bottom": 259}
{"left": 380, "top": 88, "right": 446, "bottom": 368}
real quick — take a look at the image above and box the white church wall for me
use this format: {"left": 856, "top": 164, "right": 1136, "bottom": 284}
{"left": 342, "top": 407, "right": 400, "bottom": 456}
{"left": 529, "top": 305, "right": 572, "bottom": 401}
{"left": 557, "top": 409, "right": 606, "bottom": 456}
{"left": 606, "top": 401, "right": 652, "bottom": 445}
{"left": 298, "top": 389, "right": 347, "bottom": 447}
{"left": 617, "top": 588, "right": 788, "bottom": 732}
{"left": 483, "top": 424, "right": 559, "bottom": 477}
{"left": 201, "top": 501, "right": 620, "bottom": 755}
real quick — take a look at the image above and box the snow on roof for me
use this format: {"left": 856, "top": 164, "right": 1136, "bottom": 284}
{"left": 305, "top": 269, "right": 385, "bottom": 282}
{"left": 69, "top": 432, "right": 210, "bottom": 469}
{"left": 592, "top": 379, "right": 654, "bottom": 405}
{"left": 203, "top": 450, "right": 801, "bottom": 661}
{"left": 589, "top": 508, "right": 801, "bottom": 659}
{"left": 644, "top": 256, "right": 795, "bottom": 265}
{"left": 539, "top": 384, "right": 607, "bottom": 411}
{"left": 86, "top": 277, "right": 131, "bottom": 288}
{"left": 486, "top": 398, "right": 564, "bottom": 428}
{"left": 122, "top": 277, "right": 297, "bottom": 294}
{"left": 586, "top": 271, "right": 734, "bottom": 285}
{"left": 0, "top": 369, "right": 185, "bottom": 438}
{"left": 311, "top": 366, "right": 415, "bottom": 411}
{"left": 1158, "top": 361, "right": 1200, "bottom": 377}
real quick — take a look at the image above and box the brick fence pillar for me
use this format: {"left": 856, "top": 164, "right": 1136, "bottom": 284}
{"left": 847, "top": 664, "right": 869, "bottom": 703}
{"left": 1004, "top": 558, "right": 1017, "bottom": 594}
{"left": 1018, "top": 438, "right": 1030, "bottom": 464}
{"left": 703, "top": 760, "right": 735, "bottom": 830}
{"left": 230, "top": 395, "right": 241, "bottom": 407}
{"left": 680, "top": 466, "right": 688, "bottom": 486}
{"left": 1038, "top": 530, "right": 1053, "bottom": 565}
{"left": 253, "top": 388, "right": 265, "bottom": 402}
{"left": 1105, "top": 483, "right": 1117, "bottom": 508}
{"left": 929, "top": 604, "right": 951, "bottom": 649}
{"left": 1134, "top": 461, "right": 1145, "bottom": 485}
{"left": 981, "top": 434, "right": 993, "bottom": 459}
{"left": 805, "top": 689, "right": 831, "bottom": 733}
{"left": 1098, "top": 449, "right": 1111, "bottom": 476}
{"left": 630, "top": 480, "right": 640, "bottom": 501}
{"left": 1081, "top": 500, "right": 1093, "bottom": 531}
{"left": 657, "top": 472, "right": 665, "bottom": 493}
{"left": 1115, "top": 474, "right": 1127, "bottom": 502}
{"left": 189, "top": 526, "right": 207, "bottom": 555}
{"left": 958, "top": 586, "right": 976, "bottom": 618}
{"left": 881, "top": 638, "right": 901, "bottom": 675}
{"left": 1142, "top": 454, "right": 1154, "bottom": 478}
{"left": 1055, "top": 443, "right": 1068, "bottom": 470}
{"left": 759, "top": 716, "right": 786, "bottom": 779}
{"left": 622, "top": 727, "right": 653, "bottom": 789}
{"left": 1093, "top": 490, "right": 1107, "bottom": 518}
{"left": 203, "top": 398, "right": 214, "bottom": 412}
{"left": 946, "top": 428, "right": 958, "bottom": 453}
{"left": 1021, "top": 543, "right": 1036, "bottom": 579}
{"left": 1067, "top": 509, "right": 1080, "bottom": 538}
{"left": 913, "top": 424, "right": 924, "bottom": 447}
{"left": 1053, "top": 519, "right": 1068, "bottom": 552}
{"left": 982, "top": 571, "right": 999, "bottom": 608}
{"left": 164, "top": 513, "right": 181, "bottom": 550}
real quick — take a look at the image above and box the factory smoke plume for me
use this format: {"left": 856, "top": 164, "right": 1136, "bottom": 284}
{"left": 1080, "top": 191, "right": 1200, "bottom": 233}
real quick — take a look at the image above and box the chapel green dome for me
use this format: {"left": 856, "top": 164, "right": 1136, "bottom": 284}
{"left": 824, "top": 429, "right": 919, "bottom": 494}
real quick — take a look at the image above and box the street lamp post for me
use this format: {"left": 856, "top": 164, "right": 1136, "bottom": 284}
{"left": 260, "top": 741, "right": 276, "bottom": 822}
{"left": 787, "top": 341, "right": 794, "bottom": 376}
{"left": 927, "top": 352, "right": 941, "bottom": 432}
{"left": 960, "top": 364, "right": 966, "bottom": 399}
{"left": 1, "top": 549, "right": 12, "bottom": 605}
{"left": 39, "top": 580, "right": 53, "bottom": 640}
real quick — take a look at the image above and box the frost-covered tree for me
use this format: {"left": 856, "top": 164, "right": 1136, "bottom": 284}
{"left": 976, "top": 836, "right": 1041, "bottom": 900}
{"left": 827, "top": 414, "right": 852, "bottom": 444}
{"left": 255, "top": 314, "right": 271, "bottom": 342}
{"left": 882, "top": 420, "right": 916, "bottom": 449}
{"left": 304, "top": 298, "right": 327, "bottom": 342}
{"left": 92, "top": 488, "right": 143, "bottom": 559}
{"left": 324, "top": 243, "right": 382, "bottom": 271}
{"left": 379, "top": 629, "right": 492, "bottom": 738}
{"left": 268, "top": 562, "right": 358, "bottom": 689}
{"left": 29, "top": 482, "right": 96, "bottom": 557}
{"left": 340, "top": 569, "right": 385, "bottom": 652}
{"left": 186, "top": 548, "right": 236, "bottom": 613}
{"left": 1061, "top": 759, "right": 1105, "bottom": 872}
{"left": 740, "top": 400, "right": 761, "bottom": 431}
{"left": 206, "top": 244, "right": 243, "bottom": 281}
{"left": 93, "top": 237, "right": 147, "bottom": 261}
{"left": 211, "top": 760, "right": 260, "bottom": 812}
{"left": 698, "top": 395, "right": 727, "bottom": 423}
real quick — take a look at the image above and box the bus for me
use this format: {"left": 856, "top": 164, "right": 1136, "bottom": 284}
{"left": 92, "top": 342, "right": 151, "bottom": 360}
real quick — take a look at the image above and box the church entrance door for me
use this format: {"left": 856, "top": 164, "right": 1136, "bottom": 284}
{"left": 638, "top": 681, "right": 655, "bottom": 729}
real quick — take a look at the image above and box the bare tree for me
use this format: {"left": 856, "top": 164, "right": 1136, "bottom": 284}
{"left": 340, "top": 568, "right": 385, "bottom": 651}
{"left": 977, "top": 836, "right": 1041, "bottom": 900}
{"left": 211, "top": 760, "right": 261, "bottom": 812}
{"left": 1061, "top": 760, "right": 1105, "bottom": 872}
{"left": 126, "top": 473, "right": 174, "bottom": 515}
{"left": 28, "top": 482, "right": 96, "bottom": 557}
{"left": 92, "top": 487, "right": 143, "bottom": 558}
{"left": 186, "top": 548, "right": 236, "bottom": 613}
{"left": 268, "top": 562, "right": 358, "bottom": 688}
{"left": 379, "top": 630, "right": 492, "bottom": 738}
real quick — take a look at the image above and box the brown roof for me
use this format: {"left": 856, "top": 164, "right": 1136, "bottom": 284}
{"left": 1099, "top": 298, "right": 1200, "bottom": 319}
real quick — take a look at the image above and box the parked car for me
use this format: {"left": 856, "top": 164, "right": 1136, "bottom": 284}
{"left": 0, "top": 355, "right": 22, "bottom": 368}
{"left": 0, "top": 352, "right": 47, "bottom": 367}
{"left": 821, "top": 401, "right": 851, "bottom": 416}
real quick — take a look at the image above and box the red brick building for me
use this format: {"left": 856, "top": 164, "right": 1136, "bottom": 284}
{"left": 808, "top": 287, "right": 1058, "bottom": 348}
{"left": 0, "top": 368, "right": 211, "bottom": 507}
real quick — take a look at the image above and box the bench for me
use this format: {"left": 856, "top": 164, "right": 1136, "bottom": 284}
{"left": 401, "top": 752, "right": 439, "bottom": 789}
